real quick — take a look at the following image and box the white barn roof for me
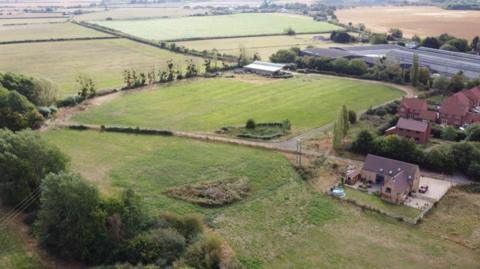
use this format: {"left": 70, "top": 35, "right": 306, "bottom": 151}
{"left": 244, "top": 61, "right": 286, "bottom": 73}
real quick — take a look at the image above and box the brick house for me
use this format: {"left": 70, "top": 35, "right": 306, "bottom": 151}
{"left": 385, "top": 118, "right": 431, "bottom": 144}
{"left": 360, "top": 154, "right": 420, "bottom": 204}
{"left": 439, "top": 87, "right": 480, "bottom": 127}
{"left": 397, "top": 97, "right": 437, "bottom": 122}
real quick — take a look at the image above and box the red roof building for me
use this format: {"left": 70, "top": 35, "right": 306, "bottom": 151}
{"left": 439, "top": 87, "right": 480, "bottom": 126}
{"left": 397, "top": 97, "right": 437, "bottom": 122}
{"left": 385, "top": 118, "right": 431, "bottom": 144}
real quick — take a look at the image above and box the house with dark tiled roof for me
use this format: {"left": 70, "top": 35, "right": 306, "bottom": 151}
{"left": 397, "top": 97, "right": 437, "bottom": 122}
{"left": 439, "top": 87, "right": 480, "bottom": 126}
{"left": 385, "top": 118, "right": 431, "bottom": 144}
{"left": 360, "top": 154, "right": 420, "bottom": 204}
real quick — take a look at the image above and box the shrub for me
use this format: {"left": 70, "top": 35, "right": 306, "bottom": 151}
{"left": 348, "top": 110, "right": 357, "bottom": 124}
{"left": 245, "top": 119, "right": 256, "bottom": 129}
{"left": 0, "top": 87, "right": 44, "bottom": 130}
{"left": 441, "top": 126, "right": 459, "bottom": 141}
{"left": 161, "top": 213, "right": 204, "bottom": 241}
{"left": 183, "top": 235, "right": 222, "bottom": 269}
{"left": 126, "top": 228, "right": 186, "bottom": 266}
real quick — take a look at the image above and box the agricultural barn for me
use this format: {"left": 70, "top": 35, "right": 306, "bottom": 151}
{"left": 301, "top": 45, "right": 480, "bottom": 79}
{"left": 244, "top": 61, "right": 286, "bottom": 76}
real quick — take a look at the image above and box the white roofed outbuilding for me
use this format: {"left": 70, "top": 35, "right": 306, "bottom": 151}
{"left": 243, "top": 61, "right": 286, "bottom": 76}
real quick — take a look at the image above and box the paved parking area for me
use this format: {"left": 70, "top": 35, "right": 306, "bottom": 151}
{"left": 405, "top": 177, "right": 454, "bottom": 209}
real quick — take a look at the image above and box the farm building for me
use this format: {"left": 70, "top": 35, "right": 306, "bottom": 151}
{"left": 301, "top": 45, "right": 480, "bottom": 79}
{"left": 244, "top": 61, "right": 286, "bottom": 76}
{"left": 360, "top": 154, "right": 420, "bottom": 204}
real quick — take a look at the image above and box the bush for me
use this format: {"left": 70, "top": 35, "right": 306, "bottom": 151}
{"left": 245, "top": 119, "right": 256, "bottom": 129}
{"left": 161, "top": 213, "right": 204, "bottom": 242}
{"left": 441, "top": 126, "right": 459, "bottom": 141}
{"left": 0, "top": 87, "right": 44, "bottom": 130}
{"left": 126, "top": 228, "right": 186, "bottom": 266}
{"left": 183, "top": 235, "right": 223, "bottom": 269}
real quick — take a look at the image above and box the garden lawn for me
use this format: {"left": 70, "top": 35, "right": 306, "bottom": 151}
{"left": 43, "top": 129, "right": 480, "bottom": 269}
{"left": 72, "top": 75, "right": 404, "bottom": 133}
{"left": 344, "top": 188, "right": 421, "bottom": 220}
{"left": 0, "top": 38, "right": 203, "bottom": 96}
{"left": 0, "top": 22, "right": 110, "bottom": 42}
{"left": 92, "top": 13, "right": 342, "bottom": 41}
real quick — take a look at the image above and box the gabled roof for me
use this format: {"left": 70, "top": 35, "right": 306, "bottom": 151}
{"left": 419, "top": 110, "right": 438, "bottom": 121}
{"left": 362, "top": 154, "right": 419, "bottom": 181}
{"left": 463, "top": 87, "right": 480, "bottom": 104}
{"left": 440, "top": 92, "right": 472, "bottom": 116}
{"left": 391, "top": 171, "right": 410, "bottom": 193}
{"left": 396, "top": 118, "right": 429, "bottom": 132}
{"left": 399, "top": 97, "right": 427, "bottom": 111}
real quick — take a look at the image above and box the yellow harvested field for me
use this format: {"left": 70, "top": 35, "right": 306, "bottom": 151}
{"left": 336, "top": 6, "right": 480, "bottom": 39}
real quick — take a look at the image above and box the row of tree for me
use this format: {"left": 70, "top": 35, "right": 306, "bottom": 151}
{"left": 0, "top": 129, "right": 234, "bottom": 268}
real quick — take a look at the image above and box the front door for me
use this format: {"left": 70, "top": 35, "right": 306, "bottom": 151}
{"left": 375, "top": 174, "right": 385, "bottom": 184}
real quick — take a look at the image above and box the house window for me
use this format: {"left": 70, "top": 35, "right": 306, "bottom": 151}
{"left": 385, "top": 187, "right": 392, "bottom": 193}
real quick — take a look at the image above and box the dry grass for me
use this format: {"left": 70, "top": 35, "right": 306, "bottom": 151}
{"left": 336, "top": 6, "right": 480, "bottom": 39}
{"left": 420, "top": 187, "right": 480, "bottom": 250}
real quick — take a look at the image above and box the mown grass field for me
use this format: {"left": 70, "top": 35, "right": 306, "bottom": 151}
{"left": 0, "top": 38, "right": 203, "bottom": 96}
{"left": 0, "top": 22, "right": 111, "bottom": 42}
{"left": 93, "top": 13, "right": 343, "bottom": 41}
{"left": 176, "top": 33, "right": 357, "bottom": 60}
{"left": 72, "top": 75, "right": 404, "bottom": 133}
{"left": 42, "top": 129, "right": 480, "bottom": 268}
{"left": 75, "top": 7, "right": 208, "bottom": 21}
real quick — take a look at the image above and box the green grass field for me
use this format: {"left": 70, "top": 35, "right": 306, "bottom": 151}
{"left": 0, "top": 38, "right": 203, "bottom": 96}
{"left": 176, "top": 34, "right": 356, "bottom": 60}
{"left": 42, "top": 129, "right": 480, "bottom": 268}
{"left": 75, "top": 7, "right": 208, "bottom": 21}
{"left": 93, "top": 13, "right": 343, "bottom": 41}
{"left": 0, "top": 22, "right": 110, "bottom": 42}
{"left": 72, "top": 76, "right": 404, "bottom": 133}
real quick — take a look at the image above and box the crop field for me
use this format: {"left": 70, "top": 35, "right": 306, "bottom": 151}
{"left": 176, "top": 33, "right": 357, "bottom": 60}
{"left": 336, "top": 6, "right": 480, "bottom": 39}
{"left": 92, "top": 13, "right": 343, "bottom": 41}
{"left": 0, "top": 38, "right": 203, "bottom": 96}
{"left": 72, "top": 75, "right": 404, "bottom": 133}
{"left": 43, "top": 129, "right": 480, "bottom": 268}
{"left": 75, "top": 7, "right": 209, "bottom": 21}
{"left": 0, "top": 22, "right": 111, "bottom": 42}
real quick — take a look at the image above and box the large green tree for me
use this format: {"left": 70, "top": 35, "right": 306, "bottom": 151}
{"left": 0, "top": 129, "right": 68, "bottom": 207}
{"left": 35, "top": 172, "right": 108, "bottom": 262}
